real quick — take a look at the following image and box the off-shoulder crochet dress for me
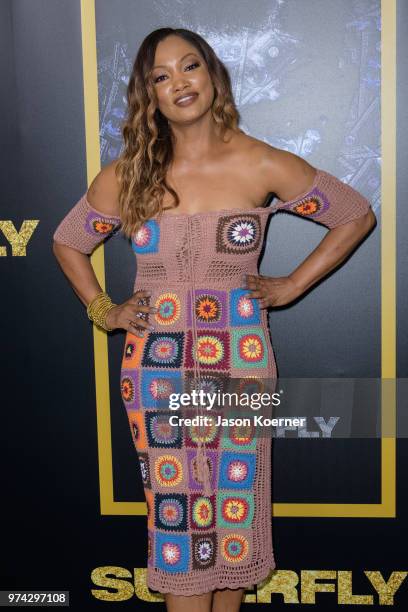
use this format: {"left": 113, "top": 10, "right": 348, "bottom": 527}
{"left": 53, "top": 168, "right": 371, "bottom": 596}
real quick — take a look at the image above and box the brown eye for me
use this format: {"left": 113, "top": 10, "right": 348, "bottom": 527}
{"left": 153, "top": 61, "right": 200, "bottom": 84}
{"left": 186, "top": 62, "right": 200, "bottom": 71}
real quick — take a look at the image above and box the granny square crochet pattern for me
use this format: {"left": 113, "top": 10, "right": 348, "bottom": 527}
{"left": 52, "top": 169, "right": 371, "bottom": 595}
{"left": 122, "top": 209, "right": 279, "bottom": 595}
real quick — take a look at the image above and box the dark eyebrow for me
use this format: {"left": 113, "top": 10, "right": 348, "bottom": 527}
{"left": 152, "top": 52, "right": 199, "bottom": 71}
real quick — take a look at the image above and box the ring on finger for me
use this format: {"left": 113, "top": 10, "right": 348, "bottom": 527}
{"left": 129, "top": 320, "right": 143, "bottom": 331}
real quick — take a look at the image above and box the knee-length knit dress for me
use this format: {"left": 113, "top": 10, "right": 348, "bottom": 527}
{"left": 52, "top": 168, "right": 372, "bottom": 596}
{"left": 121, "top": 204, "right": 278, "bottom": 596}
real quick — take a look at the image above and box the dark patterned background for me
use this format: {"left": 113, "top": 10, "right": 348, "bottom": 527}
{"left": 0, "top": 0, "right": 406, "bottom": 609}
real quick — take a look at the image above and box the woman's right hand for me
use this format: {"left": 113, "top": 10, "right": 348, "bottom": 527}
{"left": 105, "top": 290, "right": 158, "bottom": 336}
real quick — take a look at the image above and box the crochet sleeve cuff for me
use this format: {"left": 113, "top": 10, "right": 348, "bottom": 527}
{"left": 53, "top": 193, "right": 122, "bottom": 254}
{"left": 271, "top": 168, "right": 372, "bottom": 229}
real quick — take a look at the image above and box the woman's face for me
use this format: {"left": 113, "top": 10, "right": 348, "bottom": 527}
{"left": 150, "top": 35, "right": 215, "bottom": 125}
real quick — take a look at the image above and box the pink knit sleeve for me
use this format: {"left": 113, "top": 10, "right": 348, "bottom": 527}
{"left": 53, "top": 193, "right": 122, "bottom": 254}
{"left": 271, "top": 168, "right": 372, "bottom": 229}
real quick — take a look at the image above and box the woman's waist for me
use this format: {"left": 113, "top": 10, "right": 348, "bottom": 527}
{"left": 135, "top": 261, "right": 260, "bottom": 289}
{"left": 133, "top": 277, "right": 253, "bottom": 291}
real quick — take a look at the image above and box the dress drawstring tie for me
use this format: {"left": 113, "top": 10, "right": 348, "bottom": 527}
{"left": 187, "top": 216, "right": 212, "bottom": 498}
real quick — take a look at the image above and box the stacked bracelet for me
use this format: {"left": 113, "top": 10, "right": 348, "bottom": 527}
{"left": 86, "top": 291, "right": 117, "bottom": 332}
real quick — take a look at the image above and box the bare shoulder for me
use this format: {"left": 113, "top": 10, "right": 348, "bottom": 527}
{"left": 86, "top": 159, "right": 121, "bottom": 216}
{"left": 239, "top": 136, "right": 317, "bottom": 202}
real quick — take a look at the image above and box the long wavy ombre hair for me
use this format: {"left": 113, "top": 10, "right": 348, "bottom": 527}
{"left": 115, "top": 28, "right": 242, "bottom": 239}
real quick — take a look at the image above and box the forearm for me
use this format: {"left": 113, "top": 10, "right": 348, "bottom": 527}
{"left": 52, "top": 242, "right": 104, "bottom": 307}
{"left": 288, "top": 211, "right": 375, "bottom": 293}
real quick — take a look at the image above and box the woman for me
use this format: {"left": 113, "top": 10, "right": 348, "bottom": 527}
{"left": 53, "top": 27, "right": 376, "bottom": 612}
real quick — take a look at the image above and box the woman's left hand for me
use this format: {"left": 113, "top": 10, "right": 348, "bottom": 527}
{"left": 242, "top": 274, "right": 305, "bottom": 308}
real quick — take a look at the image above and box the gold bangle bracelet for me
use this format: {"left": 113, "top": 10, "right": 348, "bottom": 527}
{"left": 87, "top": 291, "right": 117, "bottom": 332}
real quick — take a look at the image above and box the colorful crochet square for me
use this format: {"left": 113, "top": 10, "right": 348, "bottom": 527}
{"left": 84, "top": 210, "right": 121, "bottom": 237}
{"left": 231, "top": 327, "right": 268, "bottom": 368}
{"left": 120, "top": 368, "right": 139, "bottom": 410}
{"left": 121, "top": 333, "right": 146, "bottom": 369}
{"left": 145, "top": 410, "right": 182, "bottom": 448}
{"left": 138, "top": 452, "right": 152, "bottom": 489}
{"left": 155, "top": 532, "right": 190, "bottom": 573}
{"left": 189, "top": 493, "right": 216, "bottom": 530}
{"left": 216, "top": 213, "right": 261, "bottom": 254}
{"left": 184, "top": 410, "right": 221, "bottom": 449}
{"left": 186, "top": 449, "right": 218, "bottom": 490}
{"left": 219, "top": 531, "right": 251, "bottom": 563}
{"left": 154, "top": 292, "right": 182, "bottom": 326}
{"left": 154, "top": 493, "right": 188, "bottom": 532}
{"left": 229, "top": 288, "right": 261, "bottom": 326}
{"left": 235, "top": 376, "right": 268, "bottom": 396}
{"left": 186, "top": 289, "right": 228, "bottom": 328}
{"left": 141, "top": 370, "right": 182, "bottom": 408}
{"left": 192, "top": 532, "right": 217, "bottom": 569}
{"left": 127, "top": 410, "right": 148, "bottom": 451}
{"left": 131, "top": 219, "right": 160, "bottom": 254}
{"left": 184, "top": 329, "right": 230, "bottom": 371}
{"left": 153, "top": 453, "right": 185, "bottom": 489}
{"left": 184, "top": 370, "right": 230, "bottom": 398}
{"left": 221, "top": 416, "right": 257, "bottom": 450}
{"left": 216, "top": 491, "right": 255, "bottom": 528}
{"left": 218, "top": 451, "right": 256, "bottom": 490}
{"left": 142, "top": 332, "right": 185, "bottom": 368}
{"left": 279, "top": 187, "right": 329, "bottom": 219}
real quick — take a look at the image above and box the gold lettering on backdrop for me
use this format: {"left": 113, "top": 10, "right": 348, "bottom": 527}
{"left": 301, "top": 571, "right": 337, "bottom": 604}
{"left": 90, "top": 567, "right": 134, "bottom": 602}
{"left": 90, "top": 567, "right": 408, "bottom": 604}
{"left": 365, "top": 571, "right": 407, "bottom": 606}
{"left": 133, "top": 568, "right": 165, "bottom": 603}
{"left": 257, "top": 570, "right": 299, "bottom": 603}
{"left": 0, "top": 220, "right": 39, "bottom": 256}
{"left": 337, "top": 571, "right": 373, "bottom": 605}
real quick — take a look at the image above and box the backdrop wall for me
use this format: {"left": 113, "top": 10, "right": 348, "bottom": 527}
{"left": 1, "top": 0, "right": 406, "bottom": 609}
